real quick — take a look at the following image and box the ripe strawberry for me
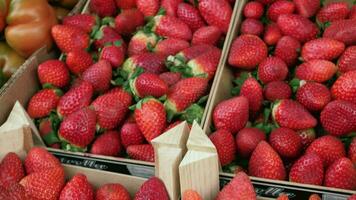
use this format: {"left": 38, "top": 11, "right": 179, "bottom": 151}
{"left": 66, "top": 49, "right": 94, "bottom": 75}
{"left": 82, "top": 60, "right": 112, "bottom": 93}
{"left": 323, "top": 19, "right": 356, "bottom": 46}
{"left": 317, "top": 2, "right": 350, "bottom": 23}
{"left": 177, "top": 3, "right": 205, "bottom": 32}
{"left": 198, "top": 0, "right": 232, "bottom": 33}
{"left": 172, "top": 44, "right": 218, "bottom": 63}
{"left": 108, "top": 87, "right": 133, "bottom": 107}
{"left": 256, "top": 0, "right": 276, "bottom": 5}
{"left": 59, "top": 174, "right": 94, "bottom": 200}
{"left": 93, "top": 26, "right": 125, "bottom": 50}
{"left": 349, "top": 138, "right": 356, "bottom": 165}
{"left": 297, "top": 128, "right": 315, "bottom": 149}
{"left": 120, "top": 123, "right": 145, "bottom": 149}
{"left": 240, "top": 77, "right": 263, "bottom": 112}
{"left": 90, "top": 0, "right": 117, "bottom": 17}
{"left": 331, "top": 71, "right": 356, "bottom": 104}
{"left": 161, "top": 0, "right": 183, "bottom": 17}
{"left": 63, "top": 14, "right": 99, "bottom": 34}
{"left": 263, "top": 23, "right": 282, "bottom": 46}
{"left": 301, "top": 38, "right": 345, "bottom": 61}
{"left": 213, "top": 96, "right": 249, "bottom": 134}
{"left": 114, "top": 8, "right": 144, "bottom": 36}
{"left": 350, "top": 5, "right": 356, "bottom": 19}
{"left": 269, "top": 128, "right": 303, "bottom": 158}
{"left": 267, "top": 0, "right": 295, "bottom": 22}
{"left": 4, "top": 182, "right": 30, "bottom": 200}
{"left": 209, "top": 130, "right": 236, "bottom": 166}
{"left": 134, "top": 177, "right": 169, "bottom": 200}
{"left": 274, "top": 36, "right": 301, "bottom": 67}
{"left": 324, "top": 157, "right": 356, "bottom": 190}
{"left": 295, "top": 59, "right": 337, "bottom": 83}
{"left": 296, "top": 82, "right": 331, "bottom": 111}
{"left": 136, "top": 0, "right": 159, "bottom": 17}
{"left": 96, "top": 183, "right": 131, "bottom": 200}
{"left": 25, "top": 147, "right": 61, "bottom": 175}
{"left": 128, "top": 31, "right": 159, "bottom": 56}
{"left": 272, "top": 99, "right": 317, "bottom": 130}
{"left": 38, "top": 118, "right": 60, "bottom": 146}
{"left": 51, "top": 25, "right": 89, "bottom": 53}
{"left": 338, "top": 46, "right": 356, "bottom": 73}
{"left": 309, "top": 194, "right": 321, "bottom": 200}
{"left": 127, "top": 144, "right": 155, "bottom": 162}
{"left": 277, "top": 194, "right": 289, "bottom": 200}
{"left": 151, "top": 15, "right": 192, "bottom": 40}
{"left": 241, "top": 18, "right": 264, "bottom": 36}
{"left": 228, "top": 34, "right": 268, "bottom": 69}
{"left": 123, "top": 53, "right": 166, "bottom": 77}
{"left": 293, "top": 0, "right": 320, "bottom": 18}
{"left": 264, "top": 81, "right": 291, "bottom": 101}
{"left": 99, "top": 43, "right": 125, "bottom": 69}
{"left": 130, "top": 73, "right": 168, "bottom": 98}
{"left": 154, "top": 38, "right": 190, "bottom": 58}
{"left": 90, "top": 131, "right": 122, "bottom": 156}
{"left": 277, "top": 14, "right": 318, "bottom": 43}
{"left": 235, "top": 128, "right": 266, "bottom": 158}
{"left": 159, "top": 72, "right": 182, "bottom": 87}
{"left": 185, "top": 48, "right": 221, "bottom": 80}
{"left": 320, "top": 100, "right": 356, "bottom": 136}
{"left": 289, "top": 153, "right": 324, "bottom": 185}
{"left": 258, "top": 56, "right": 288, "bottom": 84}
{"left": 192, "top": 26, "right": 222, "bottom": 46}
{"left": 116, "top": 0, "right": 136, "bottom": 9}
{"left": 306, "top": 135, "right": 346, "bottom": 167}
{"left": 216, "top": 172, "right": 256, "bottom": 200}
{"left": 0, "top": 153, "right": 24, "bottom": 189}
{"left": 27, "top": 89, "right": 61, "bottom": 119}
{"left": 37, "top": 60, "right": 69, "bottom": 88}
{"left": 249, "top": 141, "right": 286, "bottom": 180}
{"left": 243, "top": 1, "right": 264, "bottom": 19}
{"left": 183, "top": 190, "right": 202, "bottom": 200}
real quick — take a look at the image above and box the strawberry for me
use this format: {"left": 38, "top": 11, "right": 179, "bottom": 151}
{"left": 66, "top": 49, "right": 94, "bottom": 75}
{"left": 349, "top": 194, "right": 356, "bottom": 200}
{"left": 277, "top": 194, "right": 289, "bottom": 200}
{"left": 209, "top": 129, "right": 236, "bottom": 166}
{"left": 20, "top": 168, "right": 65, "bottom": 200}
{"left": 134, "top": 177, "right": 169, "bottom": 200}
{"left": 0, "top": 153, "right": 24, "bottom": 189}
{"left": 120, "top": 122, "right": 145, "bottom": 149}
{"left": 4, "top": 182, "right": 30, "bottom": 200}
{"left": 272, "top": 99, "right": 317, "bottom": 130}
{"left": 128, "top": 31, "right": 159, "bottom": 56}
{"left": 267, "top": 0, "right": 295, "bottom": 22}
{"left": 51, "top": 25, "right": 89, "bottom": 53}
{"left": 37, "top": 60, "right": 69, "bottom": 88}
{"left": 161, "top": 0, "right": 183, "bottom": 17}
{"left": 90, "top": 131, "right": 122, "bottom": 156}
{"left": 27, "top": 89, "right": 61, "bottom": 119}
{"left": 82, "top": 60, "right": 112, "bottom": 93}
{"left": 309, "top": 194, "right": 321, "bottom": 200}
{"left": 57, "top": 80, "right": 93, "bottom": 117}
{"left": 99, "top": 43, "right": 125, "bottom": 68}
{"left": 264, "top": 81, "right": 291, "bottom": 101}
{"left": 277, "top": 14, "right": 318, "bottom": 43}
{"left": 177, "top": 3, "right": 205, "bottom": 32}
{"left": 235, "top": 128, "right": 266, "bottom": 158}
{"left": 108, "top": 87, "right": 133, "bottom": 107}
{"left": 306, "top": 135, "right": 346, "bottom": 167}
{"left": 116, "top": 0, "right": 136, "bottom": 9}
{"left": 269, "top": 128, "right": 303, "bottom": 158}
{"left": 213, "top": 96, "right": 249, "bottom": 134}
{"left": 89, "top": 0, "right": 117, "bottom": 17}
{"left": 274, "top": 36, "right": 301, "bottom": 67}
{"left": 183, "top": 190, "right": 202, "bottom": 200}
{"left": 243, "top": 1, "right": 264, "bottom": 19}
{"left": 320, "top": 100, "right": 356, "bottom": 136}
{"left": 123, "top": 53, "right": 166, "bottom": 77}
{"left": 135, "top": 98, "right": 166, "bottom": 142}
{"left": 240, "top": 77, "right": 263, "bottom": 112}
{"left": 171, "top": 44, "right": 218, "bottom": 64}
{"left": 297, "top": 128, "right": 315, "bottom": 149}
{"left": 96, "top": 183, "right": 131, "bottom": 200}
{"left": 338, "top": 46, "right": 356, "bottom": 73}
{"left": 296, "top": 82, "right": 331, "bottom": 111}
{"left": 159, "top": 72, "right": 182, "bottom": 87}
{"left": 295, "top": 59, "right": 337, "bottom": 83}
{"left": 289, "top": 153, "right": 324, "bottom": 185}
{"left": 258, "top": 56, "right": 288, "bottom": 84}
{"left": 63, "top": 14, "right": 99, "bottom": 34}
{"left": 228, "top": 34, "right": 268, "bottom": 69}
{"left": 216, "top": 172, "right": 256, "bottom": 200}
{"left": 127, "top": 144, "right": 155, "bottom": 162}
{"left": 350, "top": 5, "right": 356, "bottom": 19}
{"left": 324, "top": 157, "right": 356, "bottom": 190}
{"left": 93, "top": 26, "right": 125, "bottom": 50}
{"left": 323, "top": 19, "right": 356, "bottom": 46}
{"left": 249, "top": 141, "right": 286, "bottom": 180}
{"left": 263, "top": 23, "right": 282, "bottom": 46}
{"left": 331, "top": 71, "right": 356, "bottom": 104}
{"left": 59, "top": 108, "right": 96, "bottom": 150}
{"left": 192, "top": 26, "right": 222, "bottom": 46}
{"left": 114, "top": 8, "right": 144, "bottom": 36}
{"left": 59, "top": 174, "right": 94, "bottom": 200}
{"left": 136, "top": 0, "right": 159, "bottom": 17}
{"left": 39, "top": 118, "right": 60, "bottom": 146}
{"left": 293, "top": 0, "right": 320, "bottom": 18}
{"left": 198, "top": 0, "right": 232, "bottom": 33}
{"left": 349, "top": 138, "right": 356, "bottom": 165}
{"left": 154, "top": 38, "right": 190, "bottom": 58}
{"left": 24, "top": 147, "right": 61, "bottom": 174}
{"left": 130, "top": 72, "right": 168, "bottom": 98}
{"left": 241, "top": 18, "right": 264, "bottom": 36}
{"left": 151, "top": 15, "right": 192, "bottom": 40}
{"left": 317, "top": 2, "right": 350, "bottom": 23}
{"left": 301, "top": 38, "right": 345, "bottom": 61}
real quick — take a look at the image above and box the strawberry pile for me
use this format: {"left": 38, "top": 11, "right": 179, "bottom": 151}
{"left": 26, "top": 0, "right": 235, "bottom": 162}
{"left": 208, "top": 0, "right": 356, "bottom": 191}
{"left": 0, "top": 148, "right": 170, "bottom": 200}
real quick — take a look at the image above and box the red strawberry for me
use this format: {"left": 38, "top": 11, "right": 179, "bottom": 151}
{"left": 317, "top": 2, "right": 349, "bottom": 23}
{"left": 151, "top": 15, "right": 192, "bottom": 40}
{"left": 306, "top": 135, "right": 346, "bottom": 167}
{"left": 258, "top": 56, "right": 288, "bottom": 84}
{"left": 338, "top": 46, "right": 356, "bottom": 73}
{"left": 249, "top": 141, "right": 286, "bottom": 180}
{"left": 136, "top": 0, "right": 159, "bottom": 17}
{"left": 127, "top": 144, "right": 155, "bottom": 162}
{"left": 349, "top": 194, "right": 356, "bottom": 200}
{"left": 24, "top": 147, "right": 61, "bottom": 174}
{"left": 154, "top": 38, "right": 190, "bottom": 58}
{"left": 134, "top": 177, "right": 169, "bottom": 200}
{"left": 37, "top": 60, "right": 69, "bottom": 88}
{"left": 177, "top": 3, "right": 205, "bottom": 32}
{"left": 320, "top": 100, "right": 356, "bottom": 136}
{"left": 108, "top": 87, "right": 133, "bottom": 107}
{"left": 297, "top": 128, "right": 315, "bottom": 149}
{"left": 128, "top": 31, "right": 159, "bottom": 56}
{"left": 324, "top": 157, "right": 356, "bottom": 190}
{"left": 59, "top": 108, "right": 96, "bottom": 149}
{"left": 59, "top": 174, "right": 94, "bottom": 200}
{"left": 323, "top": 19, "right": 356, "bottom": 46}
{"left": 90, "top": 131, "right": 122, "bottom": 156}
{"left": 198, "top": 0, "right": 232, "bottom": 33}
{"left": 240, "top": 77, "right": 263, "bottom": 112}
{"left": 267, "top": 0, "right": 295, "bottom": 22}
{"left": 93, "top": 26, "right": 125, "bottom": 50}
{"left": 349, "top": 138, "right": 356, "bottom": 165}
{"left": 241, "top": 18, "right": 264, "bottom": 36}
{"left": 120, "top": 123, "right": 145, "bottom": 149}
{"left": 331, "top": 71, "right": 356, "bottom": 104}
{"left": 192, "top": 26, "right": 222, "bottom": 46}
{"left": 99, "top": 42, "right": 125, "bottom": 68}
{"left": 263, "top": 23, "right": 282, "bottom": 46}
{"left": 173, "top": 44, "right": 219, "bottom": 63}
{"left": 289, "top": 153, "right": 324, "bottom": 185}
{"left": 295, "top": 59, "right": 337, "bottom": 83}
{"left": 209, "top": 129, "right": 236, "bottom": 166}
{"left": 0, "top": 153, "right": 24, "bottom": 189}
{"left": 243, "top": 1, "right": 264, "bottom": 19}
{"left": 185, "top": 48, "right": 221, "bottom": 80}
{"left": 274, "top": 36, "right": 301, "bottom": 67}
{"left": 27, "top": 89, "right": 61, "bottom": 119}
{"left": 130, "top": 72, "right": 168, "bottom": 98}
{"left": 256, "top": 0, "right": 276, "bottom": 5}
{"left": 90, "top": 0, "right": 117, "bottom": 17}
{"left": 272, "top": 99, "right": 317, "bottom": 130}
{"left": 301, "top": 38, "right": 345, "bottom": 61}
{"left": 159, "top": 72, "right": 182, "bottom": 87}
{"left": 63, "top": 14, "right": 99, "bottom": 34}
{"left": 264, "top": 81, "right": 291, "bottom": 101}
{"left": 39, "top": 118, "right": 60, "bottom": 146}
{"left": 269, "top": 128, "right": 303, "bottom": 158}
{"left": 213, "top": 96, "right": 249, "bottom": 134}
{"left": 277, "top": 194, "right": 289, "bottom": 200}
{"left": 82, "top": 60, "right": 112, "bottom": 93}
{"left": 66, "top": 49, "right": 94, "bottom": 75}
{"left": 96, "top": 183, "right": 131, "bottom": 200}
{"left": 5, "top": 182, "right": 30, "bottom": 200}
{"left": 116, "top": 0, "right": 136, "bottom": 9}
{"left": 296, "top": 82, "right": 331, "bottom": 111}
{"left": 161, "top": 0, "right": 183, "bottom": 17}
{"left": 183, "top": 190, "right": 202, "bottom": 200}
{"left": 350, "top": 5, "right": 356, "bottom": 19}
{"left": 216, "top": 172, "right": 256, "bottom": 200}
{"left": 235, "top": 128, "right": 266, "bottom": 158}
{"left": 228, "top": 34, "right": 268, "bottom": 69}
{"left": 277, "top": 14, "right": 318, "bottom": 43}
{"left": 293, "top": 0, "right": 320, "bottom": 18}
{"left": 51, "top": 25, "right": 89, "bottom": 53}
{"left": 123, "top": 53, "right": 166, "bottom": 77}
{"left": 114, "top": 8, "right": 144, "bottom": 36}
